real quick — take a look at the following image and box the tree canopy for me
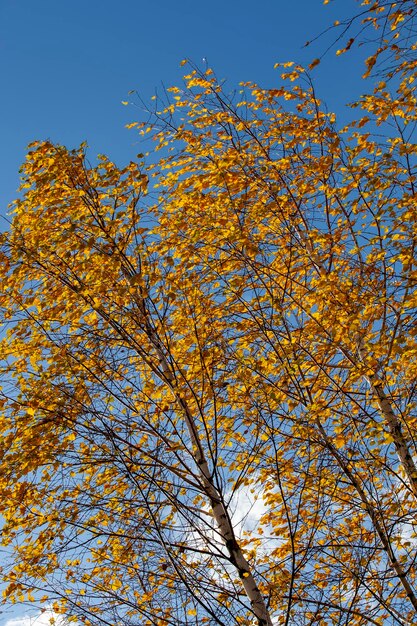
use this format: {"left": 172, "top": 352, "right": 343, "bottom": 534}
{"left": 1, "top": 1, "right": 417, "bottom": 625}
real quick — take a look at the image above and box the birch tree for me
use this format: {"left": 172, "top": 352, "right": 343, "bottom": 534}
{"left": 1, "top": 1, "right": 417, "bottom": 624}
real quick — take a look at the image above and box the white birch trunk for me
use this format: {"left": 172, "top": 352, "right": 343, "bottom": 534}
{"left": 149, "top": 327, "right": 274, "bottom": 625}
{"left": 357, "top": 339, "right": 417, "bottom": 499}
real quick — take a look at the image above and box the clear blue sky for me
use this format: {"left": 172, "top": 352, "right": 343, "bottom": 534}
{"left": 0, "top": 0, "right": 367, "bottom": 220}
{"left": 0, "top": 1, "right": 367, "bottom": 624}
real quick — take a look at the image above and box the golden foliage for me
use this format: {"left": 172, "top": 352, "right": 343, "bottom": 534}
{"left": 1, "top": 3, "right": 417, "bottom": 625}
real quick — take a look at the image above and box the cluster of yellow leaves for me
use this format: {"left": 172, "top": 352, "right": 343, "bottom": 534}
{"left": 327, "top": 0, "right": 417, "bottom": 81}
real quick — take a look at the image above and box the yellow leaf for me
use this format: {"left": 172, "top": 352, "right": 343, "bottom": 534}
{"left": 309, "top": 58, "right": 320, "bottom": 70}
